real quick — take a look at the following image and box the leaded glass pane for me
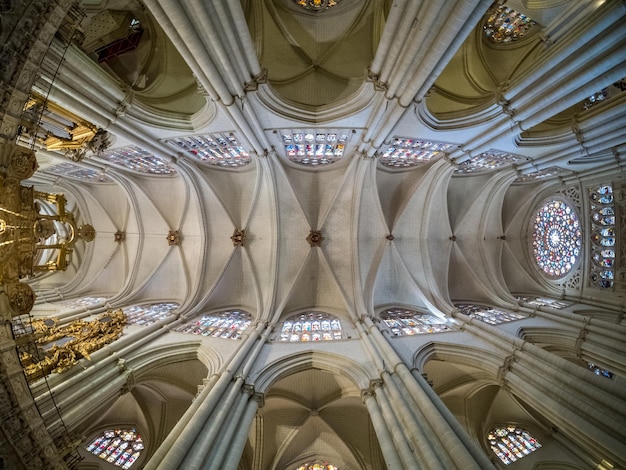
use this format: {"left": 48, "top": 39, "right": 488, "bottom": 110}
{"left": 515, "top": 167, "right": 571, "bottom": 183}
{"left": 282, "top": 130, "right": 349, "bottom": 166}
{"left": 168, "top": 134, "right": 251, "bottom": 167}
{"left": 589, "top": 184, "right": 616, "bottom": 288}
{"left": 295, "top": 462, "right": 340, "bottom": 470}
{"left": 124, "top": 303, "right": 179, "bottom": 326}
{"left": 98, "top": 146, "right": 175, "bottom": 174}
{"left": 456, "top": 304, "right": 524, "bottom": 325}
{"left": 380, "top": 138, "right": 455, "bottom": 168}
{"left": 279, "top": 311, "right": 343, "bottom": 341}
{"left": 176, "top": 309, "right": 253, "bottom": 339}
{"left": 58, "top": 297, "right": 107, "bottom": 308}
{"left": 583, "top": 78, "right": 626, "bottom": 110}
{"left": 456, "top": 150, "right": 526, "bottom": 173}
{"left": 86, "top": 428, "right": 143, "bottom": 468}
{"left": 587, "top": 362, "right": 614, "bottom": 379}
{"left": 483, "top": 5, "right": 536, "bottom": 43}
{"left": 380, "top": 307, "right": 453, "bottom": 336}
{"left": 514, "top": 296, "right": 570, "bottom": 309}
{"left": 531, "top": 199, "right": 581, "bottom": 278}
{"left": 45, "top": 162, "right": 112, "bottom": 183}
{"left": 487, "top": 425, "right": 541, "bottom": 465}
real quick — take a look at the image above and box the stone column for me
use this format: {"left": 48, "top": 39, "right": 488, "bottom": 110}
{"left": 363, "top": 388, "right": 403, "bottom": 469}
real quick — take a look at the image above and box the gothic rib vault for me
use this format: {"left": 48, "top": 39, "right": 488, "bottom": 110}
{"left": 0, "top": 0, "right": 625, "bottom": 469}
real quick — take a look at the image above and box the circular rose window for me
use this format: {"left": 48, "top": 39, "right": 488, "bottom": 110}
{"left": 531, "top": 199, "right": 581, "bottom": 278}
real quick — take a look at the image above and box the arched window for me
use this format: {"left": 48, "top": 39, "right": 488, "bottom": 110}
{"left": 279, "top": 311, "right": 343, "bottom": 342}
{"left": 97, "top": 146, "right": 176, "bottom": 174}
{"left": 282, "top": 130, "right": 349, "bottom": 166}
{"left": 123, "top": 303, "right": 179, "bottom": 326}
{"left": 44, "top": 162, "right": 112, "bottom": 183}
{"left": 589, "top": 184, "right": 616, "bottom": 288}
{"left": 483, "top": 5, "right": 536, "bottom": 43}
{"left": 455, "top": 150, "right": 526, "bottom": 173}
{"left": 85, "top": 428, "right": 143, "bottom": 469}
{"left": 514, "top": 296, "right": 570, "bottom": 310}
{"left": 379, "top": 138, "right": 454, "bottom": 168}
{"left": 488, "top": 425, "right": 541, "bottom": 465}
{"left": 587, "top": 362, "right": 614, "bottom": 379}
{"left": 380, "top": 307, "right": 453, "bottom": 336}
{"left": 456, "top": 304, "right": 524, "bottom": 325}
{"left": 530, "top": 199, "right": 581, "bottom": 278}
{"left": 58, "top": 296, "right": 107, "bottom": 308}
{"left": 168, "top": 134, "right": 251, "bottom": 167}
{"left": 295, "top": 462, "right": 340, "bottom": 470}
{"left": 176, "top": 309, "right": 253, "bottom": 339}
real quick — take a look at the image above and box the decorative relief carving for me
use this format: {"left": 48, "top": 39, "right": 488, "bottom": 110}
{"left": 167, "top": 230, "right": 181, "bottom": 246}
{"left": 306, "top": 230, "right": 324, "bottom": 247}
{"left": 231, "top": 228, "right": 246, "bottom": 247}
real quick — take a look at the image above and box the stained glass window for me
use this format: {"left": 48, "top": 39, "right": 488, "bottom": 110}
{"left": 282, "top": 130, "right": 350, "bottom": 166}
{"left": 294, "top": 0, "right": 341, "bottom": 11}
{"left": 455, "top": 150, "right": 526, "bottom": 173}
{"left": 168, "top": 134, "right": 251, "bottom": 167}
{"left": 58, "top": 297, "right": 107, "bottom": 308}
{"left": 45, "top": 162, "right": 113, "bottom": 183}
{"left": 483, "top": 5, "right": 536, "bottom": 43}
{"left": 176, "top": 309, "right": 252, "bottom": 340}
{"left": 583, "top": 78, "right": 626, "bottom": 110}
{"left": 531, "top": 199, "right": 581, "bottom": 278}
{"left": 380, "top": 138, "right": 455, "bottom": 168}
{"left": 380, "top": 308, "right": 453, "bottom": 336}
{"left": 515, "top": 167, "right": 571, "bottom": 183}
{"left": 457, "top": 304, "right": 525, "bottom": 325}
{"left": 97, "top": 146, "right": 175, "bottom": 174}
{"left": 295, "top": 462, "right": 339, "bottom": 470}
{"left": 587, "top": 362, "right": 614, "bottom": 379}
{"left": 86, "top": 428, "right": 143, "bottom": 469}
{"left": 123, "top": 303, "right": 179, "bottom": 326}
{"left": 514, "top": 296, "right": 570, "bottom": 310}
{"left": 589, "top": 184, "right": 616, "bottom": 288}
{"left": 279, "top": 311, "right": 343, "bottom": 342}
{"left": 488, "top": 425, "right": 541, "bottom": 465}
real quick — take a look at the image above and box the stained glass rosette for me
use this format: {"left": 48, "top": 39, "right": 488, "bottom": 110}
{"left": 531, "top": 200, "right": 581, "bottom": 278}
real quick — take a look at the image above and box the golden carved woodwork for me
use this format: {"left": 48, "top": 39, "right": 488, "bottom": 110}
{"left": 19, "top": 310, "right": 127, "bottom": 382}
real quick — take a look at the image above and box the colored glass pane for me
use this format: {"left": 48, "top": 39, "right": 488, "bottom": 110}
{"left": 176, "top": 309, "right": 253, "bottom": 340}
{"left": 589, "top": 184, "right": 616, "bottom": 288}
{"left": 280, "top": 311, "right": 343, "bottom": 342}
{"left": 456, "top": 150, "right": 526, "bottom": 173}
{"left": 483, "top": 5, "right": 536, "bottom": 43}
{"left": 282, "top": 130, "right": 349, "bottom": 166}
{"left": 168, "top": 134, "right": 251, "bottom": 167}
{"left": 98, "top": 146, "right": 175, "bottom": 174}
{"left": 380, "top": 307, "right": 453, "bottom": 336}
{"left": 58, "top": 297, "right": 107, "bottom": 308}
{"left": 587, "top": 362, "right": 614, "bottom": 379}
{"left": 86, "top": 428, "right": 143, "bottom": 468}
{"left": 45, "top": 162, "right": 112, "bottom": 183}
{"left": 531, "top": 200, "right": 581, "bottom": 278}
{"left": 515, "top": 167, "right": 571, "bottom": 183}
{"left": 514, "top": 296, "right": 570, "bottom": 309}
{"left": 123, "top": 303, "right": 179, "bottom": 326}
{"left": 296, "top": 462, "right": 339, "bottom": 470}
{"left": 456, "top": 304, "right": 524, "bottom": 325}
{"left": 488, "top": 426, "right": 541, "bottom": 465}
{"left": 380, "top": 138, "right": 455, "bottom": 168}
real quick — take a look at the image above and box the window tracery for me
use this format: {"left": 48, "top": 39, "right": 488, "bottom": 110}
{"left": 279, "top": 311, "right": 343, "bottom": 342}
{"left": 123, "top": 303, "right": 179, "bottom": 326}
{"left": 456, "top": 304, "right": 525, "bottom": 325}
{"left": 583, "top": 78, "right": 626, "bottom": 110}
{"left": 589, "top": 184, "right": 616, "bottom": 288}
{"left": 587, "top": 362, "right": 614, "bottom": 379}
{"left": 483, "top": 5, "right": 536, "bottom": 43}
{"left": 455, "top": 150, "right": 526, "bottom": 173}
{"left": 58, "top": 296, "right": 107, "bottom": 308}
{"left": 176, "top": 309, "right": 252, "bottom": 339}
{"left": 514, "top": 296, "right": 570, "bottom": 309}
{"left": 531, "top": 199, "right": 581, "bottom": 279}
{"left": 97, "top": 146, "right": 175, "bottom": 174}
{"left": 168, "top": 134, "right": 251, "bottom": 167}
{"left": 488, "top": 425, "right": 541, "bottom": 465}
{"left": 86, "top": 428, "right": 143, "bottom": 469}
{"left": 380, "top": 138, "right": 454, "bottom": 168}
{"left": 380, "top": 307, "right": 453, "bottom": 336}
{"left": 44, "top": 162, "right": 112, "bottom": 183}
{"left": 282, "top": 130, "right": 349, "bottom": 166}
{"left": 295, "top": 462, "right": 339, "bottom": 470}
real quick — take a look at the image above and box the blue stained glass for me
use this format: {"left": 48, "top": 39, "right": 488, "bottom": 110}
{"left": 488, "top": 426, "right": 541, "bottom": 465}
{"left": 86, "top": 429, "right": 143, "bottom": 468}
{"left": 168, "top": 134, "right": 251, "bottom": 167}
{"left": 531, "top": 200, "right": 581, "bottom": 278}
{"left": 279, "top": 311, "right": 343, "bottom": 342}
{"left": 176, "top": 309, "right": 252, "bottom": 340}
{"left": 380, "top": 308, "right": 453, "bottom": 336}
